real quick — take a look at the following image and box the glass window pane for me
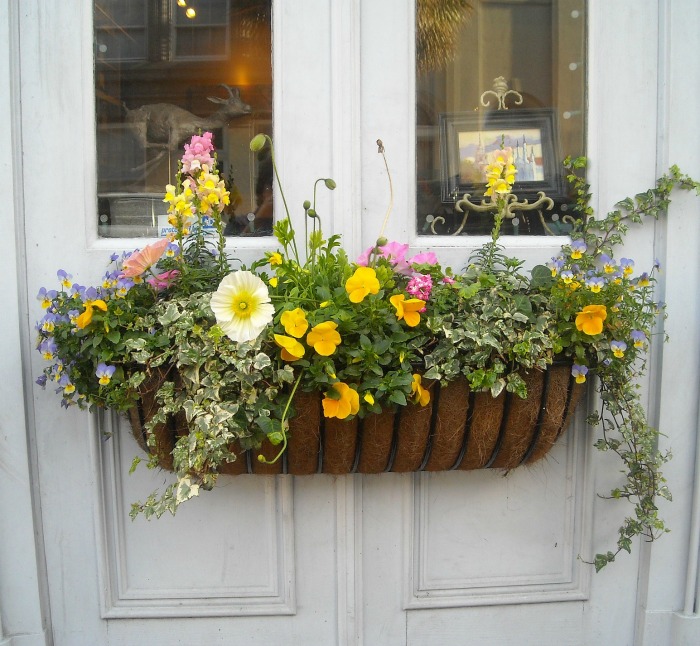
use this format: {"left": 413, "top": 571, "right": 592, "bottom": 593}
{"left": 416, "top": 0, "right": 586, "bottom": 236}
{"left": 94, "top": 0, "right": 272, "bottom": 238}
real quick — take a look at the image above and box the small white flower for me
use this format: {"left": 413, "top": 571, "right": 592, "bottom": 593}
{"left": 210, "top": 270, "right": 274, "bottom": 342}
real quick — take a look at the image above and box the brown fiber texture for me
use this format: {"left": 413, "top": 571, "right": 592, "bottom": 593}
{"left": 424, "top": 378, "right": 470, "bottom": 471}
{"left": 457, "top": 389, "right": 505, "bottom": 470}
{"left": 323, "top": 417, "right": 359, "bottom": 474}
{"left": 356, "top": 410, "right": 396, "bottom": 473}
{"left": 286, "top": 390, "right": 322, "bottom": 474}
{"left": 129, "top": 368, "right": 582, "bottom": 475}
{"left": 390, "top": 401, "right": 433, "bottom": 472}
{"left": 524, "top": 363, "right": 585, "bottom": 465}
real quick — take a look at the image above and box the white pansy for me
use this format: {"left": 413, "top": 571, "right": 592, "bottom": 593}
{"left": 210, "top": 270, "right": 274, "bottom": 342}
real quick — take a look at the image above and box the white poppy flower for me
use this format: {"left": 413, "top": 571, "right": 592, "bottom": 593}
{"left": 210, "top": 270, "right": 275, "bottom": 342}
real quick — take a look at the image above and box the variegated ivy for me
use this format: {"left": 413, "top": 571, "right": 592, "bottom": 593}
{"left": 128, "top": 293, "right": 294, "bottom": 519}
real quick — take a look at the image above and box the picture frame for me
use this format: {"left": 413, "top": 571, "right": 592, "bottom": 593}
{"left": 439, "top": 108, "right": 564, "bottom": 203}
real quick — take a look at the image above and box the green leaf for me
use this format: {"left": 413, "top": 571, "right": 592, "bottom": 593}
{"left": 158, "top": 303, "right": 181, "bottom": 326}
{"left": 129, "top": 456, "right": 142, "bottom": 474}
{"left": 256, "top": 416, "right": 277, "bottom": 435}
{"left": 267, "top": 431, "right": 284, "bottom": 445}
{"left": 490, "top": 378, "right": 505, "bottom": 398}
{"left": 594, "top": 553, "right": 613, "bottom": 572}
{"left": 530, "top": 265, "right": 554, "bottom": 289}
{"left": 513, "top": 294, "right": 533, "bottom": 315}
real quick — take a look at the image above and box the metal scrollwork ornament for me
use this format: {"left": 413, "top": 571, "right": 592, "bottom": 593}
{"left": 480, "top": 76, "right": 523, "bottom": 111}
{"left": 430, "top": 190, "right": 554, "bottom": 236}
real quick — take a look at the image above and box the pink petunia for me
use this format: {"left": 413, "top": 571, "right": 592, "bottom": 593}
{"left": 357, "top": 241, "right": 410, "bottom": 273}
{"left": 356, "top": 247, "right": 373, "bottom": 267}
{"left": 121, "top": 238, "right": 170, "bottom": 278}
{"left": 356, "top": 243, "right": 438, "bottom": 275}
{"left": 407, "top": 251, "right": 438, "bottom": 267}
{"left": 146, "top": 270, "right": 181, "bottom": 290}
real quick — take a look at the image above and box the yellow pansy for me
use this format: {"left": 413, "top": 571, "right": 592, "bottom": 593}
{"left": 390, "top": 294, "right": 425, "bottom": 327}
{"left": 273, "top": 334, "right": 305, "bottom": 362}
{"left": 411, "top": 374, "right": 430, "bottom": 406}
{"left": 306, "top": 321, "right": 341, "bottom": 356}
{"left": 345, "top": 266, "right": 380, "bottom": 303}
{"left": 575, "top": 304, "right": 607, "bottom": 336}
{"left": 280, "top": 308, "right": 309, "bottom": 338}
{"left": 76, "top": 299, "right": 108, "bottom": 329}
{"left": 322, "top": 383, "right": 360, "bottom": 420}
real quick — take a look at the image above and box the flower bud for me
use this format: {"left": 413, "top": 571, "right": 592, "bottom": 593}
{"left": 324, "top": 178, "right": 337, "bottom": 190}
{"left": 307, "top": 209, "right": 318, "bottom": 219}
{"left": 249, "top": 134, "right": 266, "bottom": 152}
{"left": 376, "top": 236, "right": 388, "bottom": 247}
{"left": 303, "top": 200, "right": 311, "bottom": 210}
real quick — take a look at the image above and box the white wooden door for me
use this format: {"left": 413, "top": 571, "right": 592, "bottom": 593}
{"left": 16, "top": 1, "right": 700, "bottom": 645}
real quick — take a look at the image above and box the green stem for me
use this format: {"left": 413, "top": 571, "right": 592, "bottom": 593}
{"left": 376, "top": 140, "right": 394, "bottom": 241}
{"left": 263, "top": 135, "right": 300, "bottom": 265}
{"left": 257, "top": 369, "right": 304, "bottom": 465}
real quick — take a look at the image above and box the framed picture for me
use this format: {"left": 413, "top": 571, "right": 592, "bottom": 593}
{"left": 439, "top": 108, "right": 564, "bottom": 203}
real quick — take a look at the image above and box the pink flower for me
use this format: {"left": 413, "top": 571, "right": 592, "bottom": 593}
{"left": 356, "top": 241, "right": 410, "bottom": 273}
{"left": 181, "top": 132, "right": 215, "bottom": 174}
{"left": 442, "top": 276, "right": 456, "bottom": 285}
{"left": 407, "top": 251, "right": 438, "bottom": 267}
{"left": 407, "top": 274, "right": 433, "bottom": 304}
{"left": 357, "top": 243, "right": 438, "bottom": 276}
{"left": 121, "top": 238, "right": 170, "bottom": 278}
{"left": 356, "top": 247, "right": 373, "bottom": 266}
{"left": 380, "top": 241, "right": 410, "bottom": 264}
{"left": 146, "top": 270, "right": 180, "bottom": 290}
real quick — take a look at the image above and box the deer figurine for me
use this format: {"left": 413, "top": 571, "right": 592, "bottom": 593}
{"left": 124, "top": 84, "right": 251, "bottom": 170}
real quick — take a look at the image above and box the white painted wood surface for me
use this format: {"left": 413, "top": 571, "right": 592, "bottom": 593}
{"left": 3, "top": 1, "right": 700, "bottom": 644}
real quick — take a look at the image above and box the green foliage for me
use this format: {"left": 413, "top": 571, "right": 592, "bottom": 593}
{"left": 551, "top": 158, "right": 697, "bottom": 569}
{"left": 424, "top": 244, "right": 555, "bottom": 395}
{"left": 34, "top": 134, "right": 700, "bottom": 569}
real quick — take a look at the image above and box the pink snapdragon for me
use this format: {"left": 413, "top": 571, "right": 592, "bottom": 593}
{"left": 181, "top": 132, "right": 215, "bottom": 174}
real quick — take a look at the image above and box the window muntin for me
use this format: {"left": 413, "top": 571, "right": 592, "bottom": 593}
{"left": 416, "top": 0, "right": 586, "bottom": 236}
{"left": 94, "top": 0, "right": 272, "bottom": 238}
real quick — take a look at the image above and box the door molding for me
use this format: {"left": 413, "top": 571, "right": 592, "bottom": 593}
{"left": 95, "top": 414, "right": 296, "bottom": 619}
{"left": 404, "top": 410, "right": 592, "bottom": 609}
